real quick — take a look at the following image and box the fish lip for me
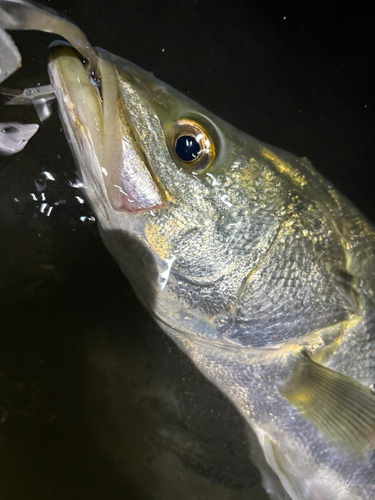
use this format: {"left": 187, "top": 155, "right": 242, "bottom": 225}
{"left": 48, "top": 41, "right": 102, "bottom": 96}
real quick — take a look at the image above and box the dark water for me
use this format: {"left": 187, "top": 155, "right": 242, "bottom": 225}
{"left": 0, "top": 1, "right": 375, "bottom": 499}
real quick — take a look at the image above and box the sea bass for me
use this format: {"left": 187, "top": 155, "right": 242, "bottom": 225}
{"left": 1, "top": 2, "right": 375, "bottom": 499}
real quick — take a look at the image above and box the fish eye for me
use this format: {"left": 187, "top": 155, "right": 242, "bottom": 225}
{"left": 172, "top": 119, "right": 215, "bottom": 172}
{"left": 175, "top": 135, "right": 200, "bottom": 162}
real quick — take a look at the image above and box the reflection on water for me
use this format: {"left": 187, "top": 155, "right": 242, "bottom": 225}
{"left": 0, "top": 57, "right": 268, "bottom": 500}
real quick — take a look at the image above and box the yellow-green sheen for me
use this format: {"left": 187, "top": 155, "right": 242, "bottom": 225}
{"left": 47, "top": 43, "right": 375, "bottom": 500}
{"left": 2, "top": 2, "right": 374, "bottom": 497}
{"left": 50, "top": 48, "right": 375, "bottom": 500}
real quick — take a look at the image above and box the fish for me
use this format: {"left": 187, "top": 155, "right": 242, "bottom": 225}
{"left": 1, "top": 2, "right": 375, "bottom": 499}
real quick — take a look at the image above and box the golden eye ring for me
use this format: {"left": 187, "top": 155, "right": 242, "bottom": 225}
{"left": 172, "top": 119, "right": 215, "bottom": 172}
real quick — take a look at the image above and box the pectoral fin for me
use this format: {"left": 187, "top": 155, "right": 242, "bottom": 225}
{"left": 279, "top": 351, "right": 375, "bottom": 456}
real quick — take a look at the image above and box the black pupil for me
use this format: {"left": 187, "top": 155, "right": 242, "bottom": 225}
{"left": 175, "top": 135, "right": 201, "bottom": 162}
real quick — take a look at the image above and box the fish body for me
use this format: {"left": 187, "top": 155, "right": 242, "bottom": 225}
{"left": 1, "top": 2, "right": 375, "bottom": 498}
{"left": 48, "top": 47, "right": 375, "bottom": 500}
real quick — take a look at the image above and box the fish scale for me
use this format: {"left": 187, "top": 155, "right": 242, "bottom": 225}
{"left": 1, "top": 1, "right": 375, "bottom": 498}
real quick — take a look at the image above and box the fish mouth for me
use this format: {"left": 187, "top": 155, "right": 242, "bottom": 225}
{"left": 48, "top": 44, "right": 166, "bottom": 213}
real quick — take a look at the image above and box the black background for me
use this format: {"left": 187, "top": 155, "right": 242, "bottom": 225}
{"left": 0, "top": 1, "right": 374, "bottom": 499}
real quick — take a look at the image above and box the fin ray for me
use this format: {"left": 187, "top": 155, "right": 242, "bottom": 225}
{"left": 279, "top": 352, "right": 375, "bottom": 456}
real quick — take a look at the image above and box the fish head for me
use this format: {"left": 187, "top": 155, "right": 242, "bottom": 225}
{"left": 48, "top": 46, "right": 355, "bottom": 349}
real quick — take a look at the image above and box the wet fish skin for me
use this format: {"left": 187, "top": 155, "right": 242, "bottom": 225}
{"left": 48, "top": 46, "right": 375, "bottom": 500}
{"left": 1, "top": 2, "right": 375, "bottom": 497}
